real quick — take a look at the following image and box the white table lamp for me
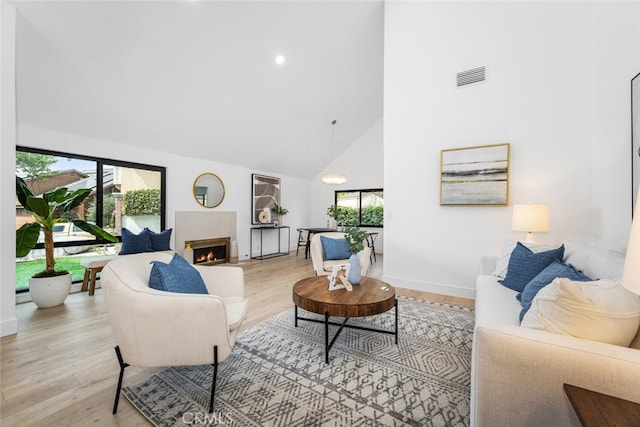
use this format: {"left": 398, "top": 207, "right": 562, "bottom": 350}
{"left": 512, "top": 204, "right": 549, "bottom": 244}
{"left": 622, "top": 198, "right": 640, "bottom": 295}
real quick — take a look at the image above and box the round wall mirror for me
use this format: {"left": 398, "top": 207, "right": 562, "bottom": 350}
{"left": 193, "top": 173, "right": 225, "bottom": 208}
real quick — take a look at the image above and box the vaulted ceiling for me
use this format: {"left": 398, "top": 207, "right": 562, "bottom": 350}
{"left": 14, "top": 1, "right": 384, "bottom": 179}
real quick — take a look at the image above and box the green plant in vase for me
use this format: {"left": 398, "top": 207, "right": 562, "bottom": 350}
{"left": 271, "top": 203, "right": 289, "bottom": 227}
{"left": 16, "top": 176, "right": 118, "bottom": 307}
{"left": 327, "top": 205, "right": 342, "bottom": 229}
{"left": 344, "top": 226, "right": 368, "bottom": 284}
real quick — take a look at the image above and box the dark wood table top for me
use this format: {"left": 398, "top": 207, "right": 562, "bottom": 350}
{"left": 564, "top": 384, "right": 640, "bottom": 427}
{"left": 299, "top": 227, "right": 336, "bottom": 233}
{"left": 292, "top": 276, "right": 395, "bottom": 318}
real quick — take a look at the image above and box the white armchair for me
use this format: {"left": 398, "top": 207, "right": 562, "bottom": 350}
{"left": 101, "top": 251, "right": 248, "bottom": 414}
{"left": 310, "top": 232, "right": 371, "bottom": 277}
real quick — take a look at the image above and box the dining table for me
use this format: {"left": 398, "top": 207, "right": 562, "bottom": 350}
{"left": 300, "top": 227, "right": 379, "bottom": 261}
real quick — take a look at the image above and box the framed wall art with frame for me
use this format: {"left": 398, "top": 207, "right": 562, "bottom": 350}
{"left": 632, "top": 72, "right": 640, "bottom": 217}
{"left": 440, "top": 143, "right": 510, "bottom": 206}
{"left": 251, "top": 174, "right": 281, "bottom": 225}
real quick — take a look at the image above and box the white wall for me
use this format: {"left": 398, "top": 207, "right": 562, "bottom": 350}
{"left": 1, "top": 2, "right": 18, "bottom": 336}
{"left": 308, "top": 117, "right": 384, "bottom": 251}
{"left": 383, "top": 1, "right": 640, "bottom": 298}
{"left": 17, "top": 124, "right": 310, "bottom": 261}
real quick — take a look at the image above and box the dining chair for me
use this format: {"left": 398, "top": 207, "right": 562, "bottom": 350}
{"left": 296, "top": 228, "right": 308, "bottom": 256}
{"left": 366, "top": 232, "right": 379, "bottom": 264}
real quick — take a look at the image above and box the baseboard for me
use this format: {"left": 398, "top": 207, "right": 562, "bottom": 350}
{"left": 382, "top": 274, "right": 476, "bottom": 300}
{"left": 1, "top": 317, "right": 18, "bottom": 337}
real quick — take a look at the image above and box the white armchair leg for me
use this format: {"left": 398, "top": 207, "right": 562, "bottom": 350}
{"left": 209, "top": 346, "right": 218, "bottom": 413}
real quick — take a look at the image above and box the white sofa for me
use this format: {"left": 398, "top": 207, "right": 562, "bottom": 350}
{"left": 472, "top": 242, "right": 640, "bottom": 427}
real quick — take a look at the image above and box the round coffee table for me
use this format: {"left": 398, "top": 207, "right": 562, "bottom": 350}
{"left": 292, "top": 276, "right": 397, "bottom": 363}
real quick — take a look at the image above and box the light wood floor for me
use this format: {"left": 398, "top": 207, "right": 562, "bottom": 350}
{"left": 1, "top": 254, "right": 473, "bottom": 426}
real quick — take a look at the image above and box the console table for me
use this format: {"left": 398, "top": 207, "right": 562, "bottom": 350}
{"left": 250, "top": 226, "right": 290, "bottom": 260}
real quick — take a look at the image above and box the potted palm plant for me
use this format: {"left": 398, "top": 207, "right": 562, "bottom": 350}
{"left": 16, "top": 176, "right": 118, "bottom": 308}
{"left": 344, "top": 226, "right": 368, "bottom": 284}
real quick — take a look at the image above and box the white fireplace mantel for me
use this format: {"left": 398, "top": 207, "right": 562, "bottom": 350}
{"left": 174, "top": 211, "right": 237, "bottom": 258}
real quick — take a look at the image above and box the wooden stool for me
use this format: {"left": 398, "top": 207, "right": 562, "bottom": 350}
{"left": 81, "top": 256, "right": 116, "bottom": 295}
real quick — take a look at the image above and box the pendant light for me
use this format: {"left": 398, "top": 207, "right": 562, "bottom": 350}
{"left": 322, "top": 119, "right": 347, "bottom": 185}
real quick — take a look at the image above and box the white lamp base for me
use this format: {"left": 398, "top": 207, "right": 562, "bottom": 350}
{"left": 523, "top": 232, "right": 536, "bottom": 244}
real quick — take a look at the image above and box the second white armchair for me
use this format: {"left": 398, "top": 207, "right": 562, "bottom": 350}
{"left": 309, "top": 232, "right": 371, "bottom": 277}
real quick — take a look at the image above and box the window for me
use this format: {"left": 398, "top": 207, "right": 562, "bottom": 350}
{"left": 15, "top": 147, "right": 166, "bottom": 292}
{"left": 334, "top": 189, "right": 384, "bottom": 227}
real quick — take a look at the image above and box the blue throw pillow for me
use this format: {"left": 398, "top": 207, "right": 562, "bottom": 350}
{"left": 149, "top": 253, "right": 208, "bottom": 294}
{"left": 320, "top": 236, "right": 351, "bottom": 260}
{"left": 518, "top": 260, "right": 591, "bottom": 322}
{"left": 119, "top": 228, "right": 153, "bottom": 255}
{"left": 146, "top": 227, "right": 172, "bottom": 251}
{"left": 499, "top": 242, "right": 565, "bottom": 293}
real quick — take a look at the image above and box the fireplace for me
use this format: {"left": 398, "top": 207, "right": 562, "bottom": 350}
{"left": 185, "top": 237, "right": 230, "bottom": 265}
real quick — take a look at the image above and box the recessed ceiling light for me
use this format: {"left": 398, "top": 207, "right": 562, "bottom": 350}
{"left": 275, "top": 55, "right": 285, "bottom": 65}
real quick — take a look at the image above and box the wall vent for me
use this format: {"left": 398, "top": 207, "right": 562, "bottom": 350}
{"left": 457, "top": 66, "right": 486, "bottom": 87}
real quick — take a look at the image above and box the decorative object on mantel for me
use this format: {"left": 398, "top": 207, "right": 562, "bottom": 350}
{"left": 271, "top": 203, "right": 289, "bottom": 227}
{"left": 252, "top": 174, "right": 281, "bottom": 225}
{"left": 322, "top": 120, "right": 347, "bottom": 185}
{"left": 193, "top": 172, "right": 225, "bottom": 208}
{"left": 344, "top": 226, "right": 368, "bottom": 285}
{"left": 15, "top": 176, "right": 118, "bottom": 308}
{"left": 440, "top": 143, "right": 510, "bottom": 206}
{"left": 511, "top": 203, "right": 549, "bottom": 244}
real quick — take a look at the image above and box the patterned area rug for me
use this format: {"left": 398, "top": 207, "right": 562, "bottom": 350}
{"left": 123, "top": 296, "right": 474, "bottom": 426}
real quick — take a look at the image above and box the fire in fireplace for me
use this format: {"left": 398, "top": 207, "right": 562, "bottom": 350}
{"left": 185, "top": 237, "right": 230, "bottom": 266}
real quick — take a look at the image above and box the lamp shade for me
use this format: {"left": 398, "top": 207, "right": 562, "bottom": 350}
{"left": 622, "top": 199, "right": 640, "bottom": 295}
{"left": 512, "top": 204, "right": 550, "bottom": 232}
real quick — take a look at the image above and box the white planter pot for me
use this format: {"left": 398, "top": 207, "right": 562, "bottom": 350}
{"left": 29, "top": 273, "right": 72, "bottom": 308}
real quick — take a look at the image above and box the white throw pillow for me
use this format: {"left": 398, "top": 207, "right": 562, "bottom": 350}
{"left": 521, "top": 278, "right": 640, "bottom": 347}
{"left": 492, "top": 241, "right": 564, "bottom": 278}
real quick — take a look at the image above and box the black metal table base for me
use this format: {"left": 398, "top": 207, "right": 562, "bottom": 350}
{"left": 294, "top": 299, "right": 398, "bottom": 364}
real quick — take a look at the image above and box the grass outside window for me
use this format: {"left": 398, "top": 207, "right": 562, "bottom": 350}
{"left": 16, "top": 256, "right": 100, "bottom": 292}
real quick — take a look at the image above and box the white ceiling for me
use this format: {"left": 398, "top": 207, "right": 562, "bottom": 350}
{"left": 14, "top": 0, "right": 384, "bottom": 179}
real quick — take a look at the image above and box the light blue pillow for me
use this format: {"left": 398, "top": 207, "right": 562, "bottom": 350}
{"left": 119, "top": 228, "right": 153, "bottom": 255}
{"left": 146, "top": 227, "right": 172, "bottom": 251}
{"left": 518, "top": 260, "right": 591, "bottom": 322}
{"left": 499, "top": 242, "right": 565, "bottom": 293}
{"left": 320, "top": 236, "right": 351, "bottom": 260}
{"left": 149, "top": 253, "right": 208, "bottom": 294}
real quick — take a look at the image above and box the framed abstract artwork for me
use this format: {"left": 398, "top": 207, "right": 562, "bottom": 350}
{"left": 440, "top": 143, "right": 510, "bottom": 206}
{"left": 632, "top": 72, "right": 640, "bottom": 217}
{"left": 251, "top": 174, "right": 281, "bottom": 224}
